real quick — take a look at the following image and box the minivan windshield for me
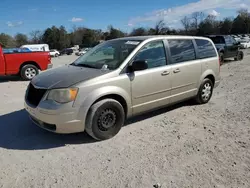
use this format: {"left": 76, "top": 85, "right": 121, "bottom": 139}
{"left": 71, "top": 39, "right": 142, "bottom": 70}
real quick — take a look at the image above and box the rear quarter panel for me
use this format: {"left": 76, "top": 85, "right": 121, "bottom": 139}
{"left": 4, "top": 52, "right": 50, "bottom": 74}
{"left": 0, "top": 46, "right": 5, "bottom": 75}
{"left": 200, "top": 57, "right": 220, "bottom": 87}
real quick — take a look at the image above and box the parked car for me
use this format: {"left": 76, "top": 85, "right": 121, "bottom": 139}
{"left": 75, "top": 48, "right": 91, "bottom": 56}
{"left": 60, "top": 48, "right": 73, "bottom": 55}
{"left": 24, "top": 35, "right": 220, "bottom": 140}
{"left": 205, "top": 35, "right": 244, "bottom": 64}
{"left": 240, "top": 39, "right": 250, "bottom": 49}
{"left": 0, "top": 45, "right": 52, "bottom": 80}
{"left": 49, "top": 49, "right": 60, "bottom": 57}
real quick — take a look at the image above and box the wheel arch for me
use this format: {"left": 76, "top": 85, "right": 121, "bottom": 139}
{"left": 20, "top": 61, "right": 41, "bottom": 71}
{"left": 199, "top": 70, "right": 216, "bottom": 87}
{"left": 76, "top": 86, "right": 132, "bottom": 127}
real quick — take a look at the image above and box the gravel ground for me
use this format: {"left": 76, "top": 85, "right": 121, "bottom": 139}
{"left": 0, "top": 52, "right": 250, "bottom": 188}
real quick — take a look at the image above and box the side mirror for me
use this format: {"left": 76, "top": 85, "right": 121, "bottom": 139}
{"left": 129, "top": 60, "right": 148, "bottom": 72}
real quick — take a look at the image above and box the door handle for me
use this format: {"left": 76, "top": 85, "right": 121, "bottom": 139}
{"left": 173, "top": 69, "right": 180, "bottom": 73}
{"left": 161, "top": 71, "right": 170, "bottom": 76}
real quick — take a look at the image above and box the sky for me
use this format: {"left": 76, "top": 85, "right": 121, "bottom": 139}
{"left": 0, "top": 0, "right": 250, "bottom": 36}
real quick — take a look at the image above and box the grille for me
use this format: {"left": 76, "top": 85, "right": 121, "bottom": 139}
{"left": 26, "top": 83, "right": 47, "bottom": 107}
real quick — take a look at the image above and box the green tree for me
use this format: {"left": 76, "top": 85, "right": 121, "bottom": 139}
{"left": 0, "top": 33, "right": 16, "bottom": 47}
{"left": 130, "top": 27, "right": 148, "bottom": 36}
{"left": 15, "top": 33, "right": 28, "bottom": 47}
{"left": 232, "top": 9, "right": 250, "bottom": 34}
{"left": 106, "top": 26, "right": 125, "bottom": 40}
{"left": 197, "top": 15, "right": 219, "bottom": 35}
{"left": 220, "top": 18, "right": 233, "bottom": 34}
{"left": 58, "top": 26, "right": 70, "bottom": 49}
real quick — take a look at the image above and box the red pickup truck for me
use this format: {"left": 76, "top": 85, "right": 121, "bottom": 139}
{"left": 0, "top": 45, "right": 52, "bottom": 80}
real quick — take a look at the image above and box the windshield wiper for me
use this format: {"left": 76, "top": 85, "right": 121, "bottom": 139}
{"left": 71, "top": 63, "right": 97, "bottom": 69}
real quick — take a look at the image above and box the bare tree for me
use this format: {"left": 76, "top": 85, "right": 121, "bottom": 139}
{"left": 30, "top": 30, "right": 43, "bottom": 44}
{"left": 191, "top": 12, "right": 205, "bottom": 30}
{"left": 181, "top": 16, "right": 191, "bottom": 34}
{"left": 155, "top": 20, "right": 168, "bottom": 35}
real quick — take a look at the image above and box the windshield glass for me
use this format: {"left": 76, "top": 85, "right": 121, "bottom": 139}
{"left": 71, "top": 39, "right": 142, "bottom": 70}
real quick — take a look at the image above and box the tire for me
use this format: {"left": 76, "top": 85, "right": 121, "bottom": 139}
{"left": 20, "top": 64, "right": 39, "bottom": 80}
{"left": 219, "top": 52, "right": 224, "bottom": 65}
{"left": 85, "top": 99, "right": 125, "bottom": 140}
{"left": 195, "top": 78, "right": 214, "bottom": 104}
{"left": 55, "top": 53, "right": 59, "bottom": 57}
{"left": 234, "top": 51, "right": 244, "bottom": 61}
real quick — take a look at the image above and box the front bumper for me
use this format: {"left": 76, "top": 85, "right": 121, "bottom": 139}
{"left": 24, "top": 100, "right": 85, "bottom": 134}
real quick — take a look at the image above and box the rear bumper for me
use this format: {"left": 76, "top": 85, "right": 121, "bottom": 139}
{"left": 47, "top": 63, "right": 53, "bottom": 69}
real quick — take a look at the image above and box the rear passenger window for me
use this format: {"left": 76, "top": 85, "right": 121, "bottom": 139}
{"left": 195, "top": 39, "right": 217, "bottom": 59}
{"left": 168, "top": 39, "right": 196, "bottom": 64}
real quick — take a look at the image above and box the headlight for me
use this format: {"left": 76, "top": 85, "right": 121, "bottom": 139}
{"left": 47, "top": 88, "right": 78, "bottom": 103}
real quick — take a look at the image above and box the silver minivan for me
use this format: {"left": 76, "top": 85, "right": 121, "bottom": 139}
{"left": 24, "top": 36, "right": 220, "bottom": 140}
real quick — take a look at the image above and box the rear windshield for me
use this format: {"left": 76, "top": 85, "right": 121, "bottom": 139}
{"left": 208, "top": 36, "right": 225, "bottom": 44}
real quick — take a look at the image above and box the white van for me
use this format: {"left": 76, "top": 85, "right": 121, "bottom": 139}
{"left": 21, "top": 44, "right": 49, "bottom": 52}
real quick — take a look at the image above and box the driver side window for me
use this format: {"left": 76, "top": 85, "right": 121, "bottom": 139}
{"left": 133, "top": 40, "right": 167, "bottom": 69}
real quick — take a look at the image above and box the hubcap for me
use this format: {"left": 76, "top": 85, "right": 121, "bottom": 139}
{"left": 202, "top": 83, "right": 212, "bottom": 101}
{"left": 25, "top": 68, "right": 36, "bottom": 79}
{"left": 97, "top": 109, "right": 117, "bottom": 131}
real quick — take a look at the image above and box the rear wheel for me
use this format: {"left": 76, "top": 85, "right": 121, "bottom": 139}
{"left": 20, "top": 64, "right": 39, "bottom": 80}
{"left": 195, "top": 78, "right": 214, "bottom": 104}
{"left": 85, "top": 99, "right": 125, "bottom": 140}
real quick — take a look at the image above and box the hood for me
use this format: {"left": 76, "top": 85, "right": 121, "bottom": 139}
{"left": 31, "top": 65, "right": 111, "bottom": 89}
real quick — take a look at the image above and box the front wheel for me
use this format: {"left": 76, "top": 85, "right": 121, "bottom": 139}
{"left": 55, "top": 53, "right": 59, "bottom": 57}
{"left": 20, "top": 64, "right": 39, "bottom": 80}
{"left": 234, "top": 51, "right": 244, "bottom": 61}
{"left": 85, "top": 99, "right": 125, "bottom": 140}
{"left": 195, "top": 78, "right": 214, "bottom": 104}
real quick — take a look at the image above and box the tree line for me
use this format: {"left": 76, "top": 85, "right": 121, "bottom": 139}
{"left": 0, "top": 9, "right": 249, "bottom": 50}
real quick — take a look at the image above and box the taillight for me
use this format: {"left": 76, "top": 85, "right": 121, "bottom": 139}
{"left": 48, "top": 53, "right": 51, "bottom": 62}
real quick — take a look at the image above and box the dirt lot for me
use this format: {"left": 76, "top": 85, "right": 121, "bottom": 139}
{"left": 0, "top": 53, "right": 250, "bottom": 188}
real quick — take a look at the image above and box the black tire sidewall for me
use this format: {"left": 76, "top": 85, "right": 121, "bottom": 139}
{"left": 86, "top": 99, "right": 125, "bottom": 140}
{"left": 238, "top": 51, "right": 244, "bottom": 61}
{"left": 197, "top": 79, "right": 214, "bottom": 104}
{"left": 20, "top": 65, "right": 39, "bottom": 80}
